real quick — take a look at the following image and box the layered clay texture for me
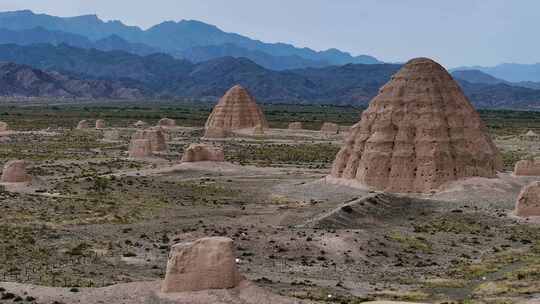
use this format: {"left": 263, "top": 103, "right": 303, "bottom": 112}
{"left": 128, "top": 139, "right": 152, "bottom": 158}
{"left": 162, "top": 237, "right": 242, "bottom": 293}
{"left": 181, "top": 144, "right": 224, "bottom": 162}
{"left": 515, "top": 181, "right": 540, "bottom": 217}
{"left": 131, "top": 129, "right": 167, "bottom": 152}
{"left": 513, "top": 159, "right": 540, "bottom": 176}
{"left": 0, "top": 121, "right": 8, "bottom": 132}
{"left": 330, "top": 58, "right": 502, "bottom": 193}
{"left": 205, "top": 85, "right": 268, "bottom": 134}
{"left": 1, "top": 160, "right": 32, "bottom": 183}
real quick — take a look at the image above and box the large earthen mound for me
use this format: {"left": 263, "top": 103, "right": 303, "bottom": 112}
{"left": 131, "top": 129, "right": 167, "bottom": 152}
{"left": 0, "top": 121, "right": 8, "bottom": 132}
{"left": 513, "top": 159, "right": 540, "bottom": 176}
{"left": 181, "top": 144, "right": 225, "bottom": 162}
{"left": 161, "top": 237, "right": 242, "bottom": 293}
{"left": 330, "top": 58, "right": 502, "bottom": 193}
{"left": 515, "top": 181, "right": 540, "bottom": 217}
{"left": 128, "top": 139, "right": 152, "bottom": 158}
{"left": 1, "top": 160, "right": 32, "bottom": 183}
{"left": 205, "top": 85, "right": 268, "bottom": 133}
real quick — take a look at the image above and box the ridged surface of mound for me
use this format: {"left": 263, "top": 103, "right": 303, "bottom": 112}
{"left": 331, "top": 58, "right": 502, "bottom": 193}
{"left": 0, "top": 121, "right": 8, "bottom": 131}
{"left": 205, "top": 85, "right": 268, "bottom": 132}
{"left": 516, "top": 181, "right": 540, "bottom": 217}
{"left": 513, "top": 159, "right": 540, "bottom": 176}
{"left": 1, "top": 160, "right": 31, "bottom": 183}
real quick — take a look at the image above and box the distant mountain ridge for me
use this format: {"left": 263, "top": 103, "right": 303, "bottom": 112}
{"left": 0, "top": 61, "right": 142, "bottom": 99}
{"left": 0, "top": 10, "right": 381, "bottom": 70}
{"left": 453, "top": 63, "right": 540, "bottom": 83}
{"left": 0, "top": 43, "right": 539, "bottom": 109}
{"left": 451, "top": 69, "right": 540, "bottom": 90}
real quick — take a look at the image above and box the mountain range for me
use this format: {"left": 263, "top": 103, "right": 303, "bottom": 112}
{"left": 0, "top": 43, "right": 539, "bottom": 109}
{"left": 0, "top": 10, "right": 380, "bottom": 70}
{"left": 0, "top": 61, "right": 142, "bottom": 99}
{"left": 453, "top": 63, "right": 540, "bottom": 83}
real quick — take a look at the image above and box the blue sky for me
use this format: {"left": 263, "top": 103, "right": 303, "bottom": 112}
{"left": 0, "top": 0, "right": 537, "bottom": 68}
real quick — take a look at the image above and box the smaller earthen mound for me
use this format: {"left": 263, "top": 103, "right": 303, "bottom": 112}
{"left": 181, "top": 144, "right": 224, "bottom": 162}
{"left": 515, "top": 181, "right": 540, "bottom": 217}
{"left": 95, "top": 119, "right": 106, "bottom": 129}
{"left": 162, "top": 237, "right": 242, "bottom": 293}
{"left": 321, "top": 122, "right": 339, "bottom": 134}
{"left": 514, "top": 159, "right": 540, "bottom": 176}
{"left": 1, "top": 160, "right": 32, "bottom": 183}
{"left": 134, "top": 120, "right": 147, "bottom": 128}
{"left": 0, "top": 121, "right": 8, "bottom": 132}
{"left": 205, "top": 85, "right": 268, "bottom": 131}
{"left": 288, "top": 122, "right": 303, "bottom": 130}
{"left": 103, "top": 130, "right": 120, "bottom": 141}
{"left": 521, "top": 130, "right": 539, "bottom": 140}
{"left": 132, "top": 129, "right": 167, "bottom": 152}
{"left": 204, "top": 127, "right": 230, "bottom": 139}
{"left": 129, "top": 139, "right": 152, "bottom": 158}
{"left": 76, "top": 120, "right": 89, "bottom": 129}
{"left": 0, "top": 137, "right": 11, "bottom": 143}
{"left": 158, "top": 118, "right": 176, "bottom": 128}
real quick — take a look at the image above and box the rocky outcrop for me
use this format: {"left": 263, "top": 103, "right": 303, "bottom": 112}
{"left": 181, "top": 144, "right": 224, "bottom": 162}
{"left": 158, "top": 118, "right": 176, "bottom": 128}
{"left": 95, "top": 119, "right": 105, "bottom": 129}
{"left": 1, "top": 160, "right": 32, "bottom": 183}
{"left": 131, "top": 129, "right": 167, "bottom": 152}
{"left": 128, "top": 139, "right": 152, "bottom": 158}
{"left": 205, "top": 85, "right": 268, "bottom": 135}
{"left": 76, "top": 120, "right": 89, "bottom": 129}
{"left": 515, "top": 181, "right": 540, "bottom": 217}
{"left": 0, "top": 121, "right": 8, "bottom": 132}
{"left": 288, "top": 122, "right": 303, "bottom": 130}
{"left": 513, "top": 159, "right": 540, "bottom": 176}
{"left": 162, "top": 237, "right": 242, "bottom": 293}
{"left": 321, "top": 122, "right": 339, "bottom": 134}
{"left": 330, "top": 58, "right": 503, "bottom": 193}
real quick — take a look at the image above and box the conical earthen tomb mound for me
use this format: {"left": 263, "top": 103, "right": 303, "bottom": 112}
{"left": 205, "top": 85, "right": 268, "bottom": 135}
{"left": 330, "top": 58, "right": 503, "bottom": 193}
